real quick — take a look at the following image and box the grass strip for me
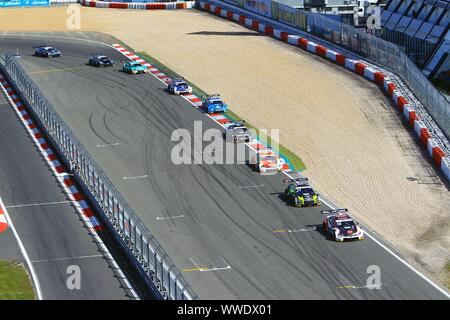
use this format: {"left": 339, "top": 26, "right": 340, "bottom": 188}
{"left": 0, "top": 260, "right": 35, "bottom": 300}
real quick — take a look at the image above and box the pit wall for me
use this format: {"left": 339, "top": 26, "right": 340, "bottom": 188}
{"left": 197, "top": 0, "right": 450, "bottom": 184}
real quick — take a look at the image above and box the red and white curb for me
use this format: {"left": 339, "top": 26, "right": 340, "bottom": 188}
{"left": 112, "top": 44, "right": 291, "bottom": 172}
{"left": 0, "top": 72, "right": 139, "bottom": 299}
{"left": 0, "top": 203, "right": 7, "bottom": 234}
{"left": 80, "top": 0, "right": 194, "bottom": 9}
{"left": 198, "top": 0, "right": 450, "bottom": 183}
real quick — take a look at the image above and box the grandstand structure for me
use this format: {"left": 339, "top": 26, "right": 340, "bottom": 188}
{"left": 380, "top": 0, "right": 450, "bottom": 79}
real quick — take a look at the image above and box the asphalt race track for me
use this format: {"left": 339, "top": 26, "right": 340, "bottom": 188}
{"left": 0, "top": 87, "right": 130, "bottom": 299}
{"left": 1, "top": 34, "right": 448, "bottom": 299}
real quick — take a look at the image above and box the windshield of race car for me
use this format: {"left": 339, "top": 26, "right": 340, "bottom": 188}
{"left": 100, "top": 57, "right": 109, "bottom": 61}
{"left": 235, "top": 127, "right": 248, "bottom": 133}
{"left": 336, "top": 220, "right": 357, "bottom": 233}
{"left": 262, "top": 156, "right": 276, "bottom": 162}
{"left": 297, "top": 187, "right": 314, "bottom": 194}
{"left": 210, "top": 100, "right": 222, "bottom": 106}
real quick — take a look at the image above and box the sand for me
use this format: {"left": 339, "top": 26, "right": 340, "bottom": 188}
{"left": 1, "top": 4, "right": 449, "bottom": 286}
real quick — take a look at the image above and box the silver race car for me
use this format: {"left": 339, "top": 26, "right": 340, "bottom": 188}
{"left": 224, "top": 120, "right": 254, "bottom": 143}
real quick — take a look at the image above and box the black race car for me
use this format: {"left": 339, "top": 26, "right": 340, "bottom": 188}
{"left": 34, "top": 46, "right": 61, "bottom": 58}
{"left": 88, "top": 54, "right": 114, "bottom": 67}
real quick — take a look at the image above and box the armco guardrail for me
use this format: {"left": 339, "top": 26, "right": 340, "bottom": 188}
{"left": 211, "top": 0, "right": 450, "bottom": 140}
{"left": 0, "top": 53, "right": 197, "bottom": 301}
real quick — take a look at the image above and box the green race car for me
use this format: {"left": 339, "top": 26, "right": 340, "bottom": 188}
{"left": 122, "top": 61, "right": 148, "bottom": 75}
{"left": 284, "top": 178, "right": 321, "bottom": 207}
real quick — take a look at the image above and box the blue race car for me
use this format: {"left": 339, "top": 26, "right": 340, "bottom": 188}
{"left": 88, "top": 54, "right": 114, "bottom": 67}
{"left": 122, "top": 61, "right": 148, "bottom": 75}
{"left": 202, "top": 94, "right": 228, "bottom": 114}
{"left": 34, "top": 46, "right": 61, "bottom": 58}
{"left": 168, "top": 78, "right": 192, "bottom": 95}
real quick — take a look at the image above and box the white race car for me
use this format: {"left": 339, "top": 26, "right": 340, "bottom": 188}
{"left": 168, "top": 78, "right": 193, "bottom": 95}
{"left": 251, "top": 148, "right": 283, "bottom": 174}
{"left": 322, "top": 209, "right": 364, "bottom": 242}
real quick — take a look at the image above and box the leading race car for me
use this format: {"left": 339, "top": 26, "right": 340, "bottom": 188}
{"left": 168, "top": 78, "right": 192, "bottom": 95}
{"left": 34, "top": 46, "right": 61, "bottom": 58}
{"left": 283, "top": 178, "right": 320, "bottom": 207}
{"left": 322, "top": 209, "right": 365, "bottom": 242}
{"left": 122, "top": 61, "right": 148, "bottom": 74}
{"left": 202, "top": 94, "right": 228, "bottom": 114}
{"left": 88, "top": 54, "right": 114, "bottom": 67}
{"left": 250, "top": 148, "right": 283, "bottom": 174}
{"left": 223, "top": 120, "right": 254, "bottom": 143}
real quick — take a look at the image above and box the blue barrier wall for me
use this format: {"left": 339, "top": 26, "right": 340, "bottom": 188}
{"left": 0, "top": 0, "right": 49, "bottom": 7}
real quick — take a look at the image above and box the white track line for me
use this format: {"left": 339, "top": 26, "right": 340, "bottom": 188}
{"left": 5, "top": 200, "right": 75, "bottom": 209}
{"left": 31, "top": 254, "right": 103, "bottom": 263}
{"left": 123, "top": 175, "right": 148, "bottom": 180}
{"left": 1, "top": 75, "right": 140, "bottom": 300}
{"left": 96, "top": 142, "right": 120, "bottom": 148}
{"left": 238, "top": 184, "right": 264, "bottom": 189}
{"left": 111, "top": 44, "right": 450, "bottom": 298}
{"left": 156, "top": 215, "right": 185, "bottom": 220}
{"left": 0, "top": 196, "right": 43, "bottom": 300}
{"left": 282, "top": 170, "right": 450, "bottom": 299}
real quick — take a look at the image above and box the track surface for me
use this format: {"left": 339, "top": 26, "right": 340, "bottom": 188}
{"left": 1, "top": 35, "right": 447, "bottom": 299}
{"left": 0, "top": 78, "right": 130, "bottom": 300}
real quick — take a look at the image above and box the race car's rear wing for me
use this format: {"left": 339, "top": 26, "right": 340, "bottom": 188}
{"left": 33, "top": 45, "right": 48, "bottom": 48}
{"left": 283, "top": 178, "right": 308, "bottom": 183}
{"left": 321, "top": 209, "right": 348, "bottom": 215}
{"left": 202, "top": 94, "right": 221, "bottom": 98}
{"left": 258, "top": 148, "right": 275, "bottom": 155}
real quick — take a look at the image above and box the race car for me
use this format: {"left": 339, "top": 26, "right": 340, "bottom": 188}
{"left": 250, "top": 148, "right": 283, "bottom": 174}
{"left": 202, "top": 94, "right": 228, "bottom": 114}
{"left": 223, "top": 120, "right": 254, "bottom": 143}
{"left": 122, "top": 61, "right": 148, "bottom": 74}
{"left": 168, "top": 78, "right": 192, "bottom": 95}
{"left": 34, "top": 46, "right": 61, "bottom": 58}
{"left": 322, "top": 209, "right": 365, "bottom": 242}
{"left": 88, "top": 54, "right": 114, "bottom": 67}
{"left": 283, "top": 178, "right": 320, "bottom": 207}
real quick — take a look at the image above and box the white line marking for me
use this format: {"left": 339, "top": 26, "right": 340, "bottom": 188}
{"left": 112, "top": 38, "right": 449, "bottom": 298}
{"left": 5, "top": 200, "right": 75, "bottom": 209}
{"left": 96, "top": 142, "right": 120, "bottom": 148}
{"left": 123, "top": 175, "right": 148, "bottom": 180}
{"left": 238, "top": 184, "right": 264, "bottom": 189}
{"left": 202, "top": 256, "right": 232, "bottom": 272}
{"left": 282, "top": 171, "right": 450, "bottom": 298}
{"left": 189, "top": 258, "right": 201, "bottom": 270}
{"left": 30, "top": 254, "right": 103, "bottom": 263}
{"left": 0, "top": 197, "right": 43, "bottom": 300}
{"left": 0, "top": 75, "right": 140, "bottom": 300}
{"left": 338, "top": 283, "right": 384, "bottom": 290}
{"left": 288, "top": 227, "right": 317, "bottom": 233}
{"left": 156, "top": 215, "right": 185, "bottom": 220}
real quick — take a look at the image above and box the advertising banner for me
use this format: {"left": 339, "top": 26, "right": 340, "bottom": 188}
{"left": 243, "top": 0, "right": 271, "bottom": 17}
{"left": 0, "top": 0, "right": 49, "bottom": 7}
{"left": 272, "top": 1, "right": 307, "bottom": 30}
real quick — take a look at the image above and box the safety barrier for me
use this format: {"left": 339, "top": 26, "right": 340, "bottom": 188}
{"left": 209, "top": 0, "right": 450, "bottom": 142}
{"left": 79, "top": 0, "right": 194, "bottom": 9}
{"left": 197, "top": 0, "right": 450, "bottom": 184}
{"left": 0, "top": 54, "right": 198, "bottom": 300}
